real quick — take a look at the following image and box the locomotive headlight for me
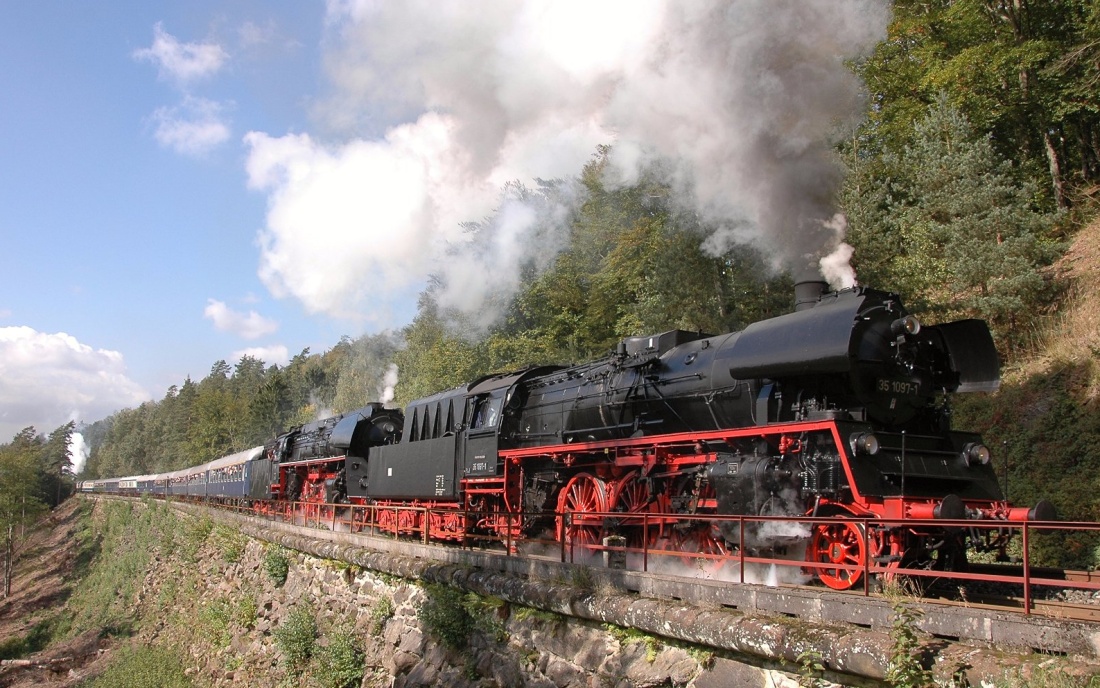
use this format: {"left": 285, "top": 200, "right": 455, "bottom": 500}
{"left": 890, "top": 315, "right": 922, "bottom": 337}
{"left": 962, "top": 442, "right": 991, "bottom": 466}
{"left": 850, "top": 432, "right": 880, "bottom": 456}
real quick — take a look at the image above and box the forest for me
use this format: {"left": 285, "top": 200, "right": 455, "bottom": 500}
{"left": 3, "top": 0, "right": 1099, "bottom": 536}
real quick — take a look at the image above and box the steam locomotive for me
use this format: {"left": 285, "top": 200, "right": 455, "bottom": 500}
{"left": 83, "top": 282, "right": 1053, "bottom": 590}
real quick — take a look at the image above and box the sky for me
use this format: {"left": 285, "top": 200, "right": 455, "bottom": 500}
{"left": 0, "top": 0, "right": 890, "bottom": 457}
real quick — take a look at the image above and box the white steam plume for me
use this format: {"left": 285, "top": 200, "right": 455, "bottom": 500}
{"left": 249, "top": 0, "right": 887, "bottom": 325}
{"left": 378, "top": 363, "right": 399, "bottom": 406}
{"left": 68, "top": 432, "right": 90, "bottom": 475}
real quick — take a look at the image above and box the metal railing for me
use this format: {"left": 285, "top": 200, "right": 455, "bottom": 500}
{"left": 146, "top": 493, "right": 1100, "bottom": 615}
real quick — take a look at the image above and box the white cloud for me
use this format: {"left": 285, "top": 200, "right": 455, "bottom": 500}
{"left": 0, "top": 327, "right": 149, "bottom": 443}
{"left": 230, "top": 345, "right": 289, "bottom": 367}
{"left": 151, "top": 97, "right": 231, "bottom": 157}
{"left": 203, "top": 299, "right": 278, "bottom": 339}
{"left": 133, "top": 22, "right": 229, "bottom": 84}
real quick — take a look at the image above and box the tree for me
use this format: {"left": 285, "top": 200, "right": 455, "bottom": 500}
{"left": 854, "top": 0, "right": 1100, "bottom": 209}
{"left": 393, "top": 295, "right": 485, "bottom": 407}
{"left": 41, "top": 421, "right": 75, "bottom": 506}
{"left": 843, "top": 96, "right": 1061, "bottom": 345}
{"left": 0, "top": 429, "right": 48, "bottom": 597}
{"left": 331, "top": 333, "right": 403, "bottom": 413}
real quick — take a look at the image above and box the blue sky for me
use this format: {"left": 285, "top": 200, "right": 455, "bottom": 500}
{"left": 0, "top": 1, "right": 888, "bottom": 449}
{"left": 0, "top": 2, "right": 353, "bottom": 441}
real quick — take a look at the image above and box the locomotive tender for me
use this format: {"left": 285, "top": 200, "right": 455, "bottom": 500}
{"left": 84, "top": 282, "right": 1053, "bottom": 590}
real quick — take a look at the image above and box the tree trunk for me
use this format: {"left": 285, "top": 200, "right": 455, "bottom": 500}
{"left": 1043, "top": 130, "right": 1068, "bottom": 209}
{"left": 4, "top": 523, "right": 12, "bottom": 598}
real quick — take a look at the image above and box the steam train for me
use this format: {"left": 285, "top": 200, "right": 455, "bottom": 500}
{"left": 82, "top": 282, "right": 1054, "bottom": 590}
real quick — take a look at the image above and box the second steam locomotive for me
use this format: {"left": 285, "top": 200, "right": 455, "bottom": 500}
{"left": 85, "top": 282, "right": 1053, "bottom": 589}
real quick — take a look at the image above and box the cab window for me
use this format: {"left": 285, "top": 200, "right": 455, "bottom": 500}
{"left": 470, "top": 396, "right": 503, "bottom": 429}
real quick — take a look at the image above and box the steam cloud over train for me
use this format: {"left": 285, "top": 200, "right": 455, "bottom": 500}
{"left": 82, "top": 282, "right": 1054, "bottom": 590}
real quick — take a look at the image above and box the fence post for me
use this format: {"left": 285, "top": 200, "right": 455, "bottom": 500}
{"left": 739, "top": 517, "right": 745, "bottom": 584}
{"left": 1022, "top": 522, "right": 1032, "bottom": 615}
{"left": 863, "top": 518, "right": 870, "bottom": 596}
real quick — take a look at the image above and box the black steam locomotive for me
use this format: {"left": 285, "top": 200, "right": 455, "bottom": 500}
{"left": 88, "top": 282, "right": 1052, "bottom": 590}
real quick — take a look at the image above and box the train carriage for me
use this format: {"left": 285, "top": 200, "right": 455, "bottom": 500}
{"left": 206, "top": 446, "right": 264, "bottom": 499}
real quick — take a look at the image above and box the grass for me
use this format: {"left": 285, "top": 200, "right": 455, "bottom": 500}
{"left": 56, "top": 501, "right": 176, "bottom": 639}
{"left": 86, "top": 645, "right": 192, "bottom": 688}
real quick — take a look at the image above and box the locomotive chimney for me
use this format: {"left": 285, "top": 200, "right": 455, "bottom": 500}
{"left": 793, "top": 279, "right": 828, "bottom": 311}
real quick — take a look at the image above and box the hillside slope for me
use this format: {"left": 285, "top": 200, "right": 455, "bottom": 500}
{"left": 0, "top": 499, "right": 110, "bottom": 686}
{"left": 955, "top": 216, "right": 1100, "bottom": 564}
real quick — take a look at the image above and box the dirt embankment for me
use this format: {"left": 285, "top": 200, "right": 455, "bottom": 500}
{"left": 0, "top": 499, "right": 112, "bottom": 687}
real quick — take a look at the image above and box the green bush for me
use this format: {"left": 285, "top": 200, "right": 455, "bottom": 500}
{"left": 885, "top": 601, "right": 932, "bottom": 688}
{"left": 213, "top": 525, "right": 247, "bottom": 563}
{"left": 368, "top": 596, "right": 394, "bottom": 636}
{"left": 198, "top": 599, "right": 232, "bottom": 649}
{"left": 275, "top": 606, "right": 317, "bottom": 676}
{"left": 417, "top": 583, "right": 473, "bottom": 650}
{"left": 310, "top": 624, "right": 365, "bottom": 688}
{"left": 180, "top": 516, "right": 213, "bottom": 563}
{"left": 0, "top": 615, "right": 60, "bottom": 660}
{"left": 234, "top": 594, "right": 258, "bottom": 630}
{"left": 264, "top": 545, "right": 291, "bottom": 586}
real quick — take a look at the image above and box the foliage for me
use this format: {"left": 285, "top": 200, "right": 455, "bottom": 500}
{"left": 1, "top": 422, "right": 78, "bottom": 596}
{"left": 274, "top": 605, "right": 318, "bottom": 677}
{"left": 309, "top": 623, "right": 365, "bottom": 688}
{"left": 179, "top": 515, "right": 213, "bottom": 563}
{"left": 511, "top": 605, "right": 560, "bottom": 626}
{"left": 853, "top": 0, "right": 1100, "bottom": 210}
{"left": 843, "top": 95, "right": 1061, "bottom": 348}
{"left": 416, "top": 582, "right": 474, "bottom": 650}
{"left": 994, "top": 666, "right": 1100, "bottom": 688}
{"left": 198, "top": 599, "right": 233, "bottom": 649}
{"left": 264, "top": 545, "right": 291, "bottom": 586}
{"left": 0, "top": 615, "right": 61, "bottom": 661}
{"left": 954, "top": 359, "right": 1100, "bottom": 528}
{"left": 604, "top": 623, "right": 661, "bottom": 663}
{"left": 88, "top": 645, "right": 192, "bottom": 688}
{"left": 234, "top": 594, "right": 259, "bottom": 630}
{"left": 885, "top": 601, "right": 932, "bottom": 688}
{"left": 368, "top": 596, "right": 395, "bottom": 636}
{"left": 796, "top": 647, "right": 826, "bottom": 688}
{"left": 213, "top": 524, "right": 247, "bottom": 563}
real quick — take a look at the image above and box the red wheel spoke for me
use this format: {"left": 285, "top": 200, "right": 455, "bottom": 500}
{"left": 557, "top": 473, "right": 608, "bottom": 550}
{"left": 808, "top": 520, "right": 867, "bottom": 590}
